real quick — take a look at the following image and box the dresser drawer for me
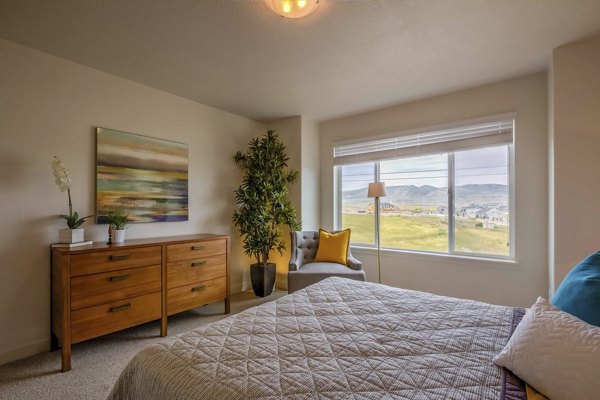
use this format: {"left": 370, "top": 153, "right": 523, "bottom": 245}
{"left": 167, "top": 276, "right": 226, "bottom": 316}
{"left": 70, "top": 246, "right": 161, "bottom": 277}
{"left": 166, "top": 239, "right": 226, "bottom": 263}
{"left": 71, "top": 265, "right": 161, "bottom": 311}
{"left": 167, "top": 254, "right": 226, "bottom": 289}
{"left": 71, "top": 292, "right": 161, "bottom": 344}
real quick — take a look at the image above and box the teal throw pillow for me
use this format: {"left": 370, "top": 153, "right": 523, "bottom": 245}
{"left": 551, "top": 251, "right": 600, "bottom": 327}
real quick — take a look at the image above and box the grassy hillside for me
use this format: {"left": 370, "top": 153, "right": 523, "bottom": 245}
{"left": 342, "top": 213, "right": 509, "bottom": 256}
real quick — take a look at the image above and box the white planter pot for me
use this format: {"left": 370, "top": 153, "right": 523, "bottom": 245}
{"left": 112, "top": 229, "right": 126, "bottom": 243}
{"left": 59, "top": 228, "right": 85, "bottom": 244}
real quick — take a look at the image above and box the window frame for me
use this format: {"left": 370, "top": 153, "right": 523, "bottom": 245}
{"left": 335, "top": 144, "right": 515, "bottom": 261}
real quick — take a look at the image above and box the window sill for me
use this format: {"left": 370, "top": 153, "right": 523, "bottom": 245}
{"left": 350, "top": 245, "right": 519, "bottom": 270}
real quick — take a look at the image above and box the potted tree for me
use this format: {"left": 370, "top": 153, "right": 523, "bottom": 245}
{"left": 233, "top": 130, "right": 300, "bottom": 297}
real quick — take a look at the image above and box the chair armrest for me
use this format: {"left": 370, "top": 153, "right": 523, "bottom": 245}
{"left": 289, "top": 255, "right": 302, "bottom": 272}
{"left": 289, "top": 232, "right": 303, "bottom": 272}
{"left": 347, "top": 248, "right": 363, "bottom": 270}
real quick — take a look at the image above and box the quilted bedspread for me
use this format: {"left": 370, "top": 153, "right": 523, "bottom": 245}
{"left": 109, "top": 277, "right": 525, "bottom": 400}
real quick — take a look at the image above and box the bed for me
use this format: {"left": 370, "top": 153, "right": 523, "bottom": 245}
{"left": 109, "top": 277, "right": 526, "bottom": 400}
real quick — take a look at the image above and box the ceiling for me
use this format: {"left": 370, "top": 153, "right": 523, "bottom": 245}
{"left": 1, "top": 1, "right": 600, "bottom": 122}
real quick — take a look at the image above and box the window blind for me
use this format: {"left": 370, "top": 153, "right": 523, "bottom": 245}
{"left": 333, "top": 116, "right": 514, "bottom": 165}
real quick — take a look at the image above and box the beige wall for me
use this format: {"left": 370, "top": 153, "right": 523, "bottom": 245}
{"left": 300, "top": 117, "right": 321, "bottom": 231}
{"left": 0, "top": 39, "right": 264, "bottom": 364}
{"left": 550, "top": 36, "right": 600, "bottom": 291}
{"left": 265, "top": 117, "right": 302, "bottom": 290}
{"left": 266, "top": 117, "right": 303, "bottom": 214}
{"left": 265, "top": 116, "right": 321, "bottom": 289}
{"left": 320, "top": 73, "right": 548, "bottom": 307}
{"left": 266, "top": 115, "right": 321, "bottom": 230}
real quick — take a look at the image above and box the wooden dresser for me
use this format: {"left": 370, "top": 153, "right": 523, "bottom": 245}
{"left": 51, "top": 234, "right": 230, "bottom": 372}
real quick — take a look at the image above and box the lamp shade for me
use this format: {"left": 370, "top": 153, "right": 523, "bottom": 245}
{"left": 265, "top": 0, "right": 319, "bottom": 19}
{"left": 368, "top": 182, "right": 387, "bottom": 198}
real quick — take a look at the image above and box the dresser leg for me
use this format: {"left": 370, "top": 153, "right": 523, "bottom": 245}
{"left": 160, "top": 315, "right": 167, "bottom": 337}
{"left": 61, "top": 344, "right": 71, "bottom": 372}
{"left": 224, "top": 298, "right": 230, "bottom": 314}
{"left": 50, "top": 332, "right": 59, "bottom": 351}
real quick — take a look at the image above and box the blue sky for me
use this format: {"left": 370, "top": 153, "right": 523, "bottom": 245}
{"left": 341, "top": 146, "right": 508, "bottom": 191}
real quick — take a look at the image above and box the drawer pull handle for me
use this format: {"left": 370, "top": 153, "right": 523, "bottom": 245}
{"left": 191, "top": 285, "right": 207, "bottom": 292}
{"left": 192, "top": 245, "right": 207, "bottom": 251}
{"left": 109, "top": 274, "right": 130, "bottom": 282}
{"left": 110, "top": 303, "right": 131, "bottom": 313}
{"left": 110, "top": 254, "right": 131, "bottom": 261}
{"left": 191, "top": 261, "right": 207, "bottom": 267}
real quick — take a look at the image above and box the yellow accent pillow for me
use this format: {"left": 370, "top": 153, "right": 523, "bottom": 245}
{"left": 314, "top": 229, "right": 351, "bottom": 266}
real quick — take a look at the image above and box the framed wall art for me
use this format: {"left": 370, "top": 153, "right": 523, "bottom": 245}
{"left": 96, "top": 127, "right": 189, "bottom": 223}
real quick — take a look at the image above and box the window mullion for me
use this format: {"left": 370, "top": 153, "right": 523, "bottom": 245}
{"left": 375, "top": 162, "right": 380, "bottom": 247}
{"left": 335, "top": 166, "right": 342, "bottom": 230}
{"left": 448, "top": 153, "right": 456, "bottom": 253}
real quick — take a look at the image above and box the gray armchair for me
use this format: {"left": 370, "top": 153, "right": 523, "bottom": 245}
{"left": 288, "top": 231, "right": 366, "bottom": 293}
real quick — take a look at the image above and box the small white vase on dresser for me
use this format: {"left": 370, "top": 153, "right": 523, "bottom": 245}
{"left": 112, "top": 229, "right": 126, "bottom": 243}
{"left": 59, "top": 228, "right": 85, "bottom": 244}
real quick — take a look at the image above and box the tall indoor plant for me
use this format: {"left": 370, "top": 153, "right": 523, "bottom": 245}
{"left": 233, "top": 130, "right": 300, "bottom": 297}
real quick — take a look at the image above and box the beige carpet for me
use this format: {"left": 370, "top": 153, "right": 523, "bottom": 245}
{"left": 0, "top": 290, "right": 286, "bottom": 400}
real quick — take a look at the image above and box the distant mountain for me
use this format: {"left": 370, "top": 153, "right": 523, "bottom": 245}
{"left": 455, "top": 184, "right": 508, "bottom": 206}
{"left": 342, "top": 184, "right": 507, "bottom": 207}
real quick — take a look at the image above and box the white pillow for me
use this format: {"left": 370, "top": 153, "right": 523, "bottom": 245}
{"left": 493, "top": 297, "right": 600, "bottom": 400}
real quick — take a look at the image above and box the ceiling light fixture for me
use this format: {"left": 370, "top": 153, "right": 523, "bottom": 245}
{"left": 265, "top": 0, "right": 319, "bottom": 19}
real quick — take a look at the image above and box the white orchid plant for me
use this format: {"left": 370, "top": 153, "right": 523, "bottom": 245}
{"left": 52, "top": 156, "right": 94, "bottom": 229}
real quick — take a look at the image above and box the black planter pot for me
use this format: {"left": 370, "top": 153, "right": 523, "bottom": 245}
{"left": 250, "top": 263, "right": 276, "bottom": 297}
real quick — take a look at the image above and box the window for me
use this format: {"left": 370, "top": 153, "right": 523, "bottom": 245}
{"left": 334, "top": 116, "right": 513, "bottom": 259}
{"left": 454, "top": 146, "right": 510, "bottom": 256}
{"left": 379, "top": 154, "right": 449, "bottom": 253}
{"left": 339, "top": 162, "right": 376, "bottom": 245}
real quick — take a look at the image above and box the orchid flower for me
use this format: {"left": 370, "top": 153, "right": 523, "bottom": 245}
{"left": 51, "top": 157, "right": 93, "bottom": 229}
{"left": 52, "top": 156, "right": 71, "bottom": 192}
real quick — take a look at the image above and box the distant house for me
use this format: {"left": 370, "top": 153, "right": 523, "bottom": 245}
{"left": 457, "top": 203, "right": 509, "bottom": 224}
{"left": 381, "top": 202, "right": 396, "bottom": 211}
{"left": 483, "top": 221, "right": 496, "bottom": 229}
{"left": 487, "top": 206, "right": 509, "bottom": 224}
{"left": 368, "top": 202, "right": 397, "bottom": 213}
{"left": 437, "top": 206, "right": 447, "bottom": 215}
{"left": 458, "top": 205, "right": 483, "bottom": 218}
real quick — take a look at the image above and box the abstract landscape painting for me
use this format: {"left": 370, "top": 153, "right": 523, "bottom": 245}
{"left": 96, "top": 127, "right": 188, "bottom": 223}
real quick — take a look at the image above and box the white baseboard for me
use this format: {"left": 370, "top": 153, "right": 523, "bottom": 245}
{"left": 2, "top": 284, "right": 246, "bottom": 366}
{"left": 230, "top": 282, "right": 243, "bottom": 294}
{"left": 0, "top": 338, "right": 50, "bottom": 366}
